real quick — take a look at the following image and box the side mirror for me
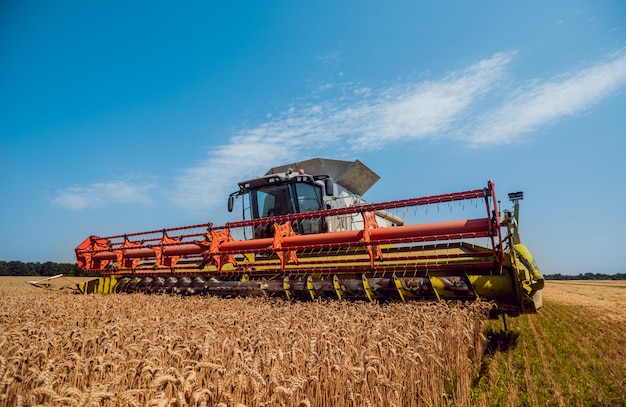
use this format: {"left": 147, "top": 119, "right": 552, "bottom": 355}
{"left": 324, "top": 178, "right": 334, "bottom": 196}
{"left": 227, "top": 195, "right": 235, "bottom": 212}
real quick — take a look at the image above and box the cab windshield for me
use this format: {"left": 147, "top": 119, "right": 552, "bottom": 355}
{"left": 250, "top": 182, "right": 323, "bottom": 218}
{"left": 249, "top": 181, "right": 324, "bottom": 238}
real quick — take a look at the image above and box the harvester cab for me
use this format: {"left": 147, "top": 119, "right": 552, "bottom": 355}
{"left": 36, "top": 158, "right": 544, "bottom": 318}
{"left": 228, "top": 158, "right": 400, "bottom": 238}
{"left": 228, "top": 169, "right": 334, "bottom": 238}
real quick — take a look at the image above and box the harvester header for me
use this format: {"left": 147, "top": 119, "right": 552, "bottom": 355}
{"left": 40, "top": 158, "right": 544, "bottom": 317}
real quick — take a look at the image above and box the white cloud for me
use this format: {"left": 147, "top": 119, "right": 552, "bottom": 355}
{"left": 467, "top": 49, "right": 626, "bottom": 145}
{"left": 317, "top": 51, "right": 342, "bottom": 64}
{"left": 347, "top": 54, "right": 511, "bottom": 150}
{"left": 172, "top": 50, "right": 626, "bottom": 211}
{"left": 170, "top": 112, "right": 334, "bottom": 213}
{"left": 170, "top": 53, "right": 515, "bottom": 212}
{"left": 52, "top": 180, "right": 156, "bottom": 210}
{"left": 56, "top": 49, "right": 626, "bottom": 213}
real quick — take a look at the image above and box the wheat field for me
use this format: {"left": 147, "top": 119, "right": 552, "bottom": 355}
{"left": 0, "top": 277, "right": 490, "bottom": 407}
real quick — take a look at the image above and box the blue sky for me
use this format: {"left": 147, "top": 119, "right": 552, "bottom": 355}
{"left": 1, "top": 1, "right": 625, "bottom": 275}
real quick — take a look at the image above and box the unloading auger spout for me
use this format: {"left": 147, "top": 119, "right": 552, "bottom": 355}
{"left": 51, "top": 158, "right": 544, "bottom": 316}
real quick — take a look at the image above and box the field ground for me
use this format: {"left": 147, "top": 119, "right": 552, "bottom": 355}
{"left": 473, "top": 280, "right": 626, "bottom": 407}
{"left": 0, "top": 277, "right": 625, "bottom": 406}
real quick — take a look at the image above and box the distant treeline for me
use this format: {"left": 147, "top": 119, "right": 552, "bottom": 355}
{"left": 544, "top": 273, "right": 626, "bottom": 280}
{"left": 0, "top": 261, "right": 81, "bottom": 277}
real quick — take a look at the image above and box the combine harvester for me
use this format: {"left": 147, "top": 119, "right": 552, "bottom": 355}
{"left": 34, "top": 158, "right": 544, "bottom": 317}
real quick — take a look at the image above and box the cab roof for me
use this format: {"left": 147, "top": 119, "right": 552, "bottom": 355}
{"left": 266, "top": 158, "right": 380, "bottom": 196}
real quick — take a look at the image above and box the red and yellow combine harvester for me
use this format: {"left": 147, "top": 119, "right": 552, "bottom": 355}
{"left": 33, "top": 158, "right": 544, "bottom": 317}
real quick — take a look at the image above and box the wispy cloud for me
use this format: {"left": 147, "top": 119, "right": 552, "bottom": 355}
{"left": 317, "top": 51, "right": 342, "bottom": 64}
{"left": 52, "top": 180, "right": 156, "bottom": 210}
{"left": 54, "top": 49, "right": 626, "bottom": 212}
{"left": 467, "top": 49, "right": 626, "bottom": 145}
{"left": 347, "top": 53, "right": 513, "bottom": 149}
{"left": 171, "top": 53, "right": 516, "bottom": 212}
{"left": 170, "top": 114, "right": 331, "bottom": 213}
